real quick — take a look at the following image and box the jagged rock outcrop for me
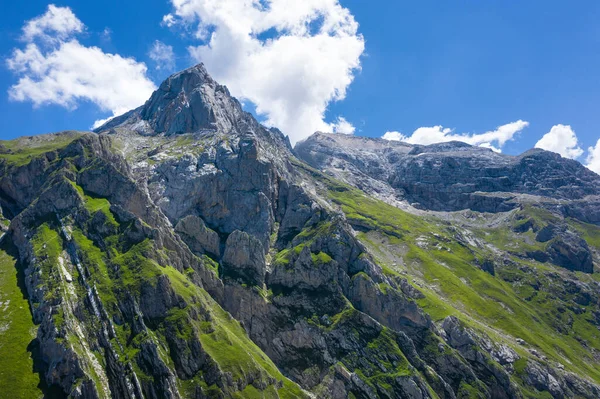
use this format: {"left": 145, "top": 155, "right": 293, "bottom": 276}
{"left": 441, "top": 316, "right": 521, "bottom": 398}
{"left": 96, "top": 64, "right": 243, "bottom": 136}
{"left": 222, "top": 230, "right": 267, "bottom": 285}
{"left": 174, "top": 215, "right": 221, "bottom": 258}
{"left": 533, "top": 225, "right": 594, "bottom": 273}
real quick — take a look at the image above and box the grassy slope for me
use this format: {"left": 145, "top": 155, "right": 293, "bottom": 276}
{"left": 324, "top": 180, "right": 600, "bottom": 387}
{"left": 0, "top": 240, "right": 42, "bottom": 399}
{"left": 0, "top": 131, "right": 84, "bottom": 167}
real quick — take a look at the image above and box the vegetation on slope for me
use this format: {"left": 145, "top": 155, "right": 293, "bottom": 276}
{"left": 0, "top": 131, "right": 84, "bottom": 167}
{"left": 0, "top": 239, "right": 42, "bottom": 399}
{"left": 321, "top": 176, "right": 600, "bottom": 389}
{"left": 67, "top": 189, "right": 307, "bottom": 397}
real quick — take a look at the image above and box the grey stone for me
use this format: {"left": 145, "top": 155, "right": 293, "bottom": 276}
{"left": 175, "top": 214, "right": 221, "bottom": 257}
{"left": 222, "top": 230, "right": 267, "bottom": 286}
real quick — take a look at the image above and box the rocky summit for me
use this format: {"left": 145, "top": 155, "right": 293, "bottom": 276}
{"left": 0, "top": 64, "right": 599, "bottom": 399}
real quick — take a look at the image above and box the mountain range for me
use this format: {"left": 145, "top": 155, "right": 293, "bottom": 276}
{"left": 0, "top": 64, "right": 599, "bottom": 399}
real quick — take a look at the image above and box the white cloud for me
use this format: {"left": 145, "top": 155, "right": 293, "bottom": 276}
{"left": 162, "top": 14, "right": 176, "bottom": 28}
{"left": 330, "top": 116, "right": 355, "bottom": 135}
{"left": 382, "top": 131, "right": 407, "bottom": 142}
{"left": 101, "top": 27, "right": 112, "bottom": 41}
{"left": 586, "top": 139, "right": 600, "bottom": 174}
{"left": 6, "top": 5, "right": 156, "bottom": 128}
{"left": 165, "top": 0, "right": 364, "bottom": 144}
{"left": 534, "top": 124, "right": 584, "bottom": 159}
{"left": 404, "top": 126, "right": 455, "bottom": 146}
{"left": 149, "top": 40, "right": 176, "bottom": 71}
{"left": 8, "top": 41, "right": 156, "bottom": 118}
{"left": 381, "top": 120, "right": 529, "bottom": 152}
{"left": 21, "top": 4, "right": 84, "bottom": 42}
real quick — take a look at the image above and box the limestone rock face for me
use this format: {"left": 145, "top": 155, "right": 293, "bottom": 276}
{"left": 147, "top": 137, "right": 281, "bottom": 251}
{"left": 533, "top": 224, "right": 594, "bottom": 272}
{"left": 348, "top": 272, "right": 431, "bottom": 336}
{"left": 175, "top": 215, "right": 221, "bottom": 257}
{"left": 546, "top": 232, "right": 594, "bottom": 273}
{"left": 140, "top": 65, "right": 241, "bottom": 135}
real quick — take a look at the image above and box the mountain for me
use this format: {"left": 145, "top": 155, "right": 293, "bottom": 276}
{"left": 295, "top": 133, "right": 600, "bottom": 222}
{"left": 0, "top": 64, "right": 599, "bottom": 399}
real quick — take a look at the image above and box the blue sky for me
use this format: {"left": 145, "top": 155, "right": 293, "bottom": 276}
{"left": 1, "top": 1, "right": 600, "bottom": 170}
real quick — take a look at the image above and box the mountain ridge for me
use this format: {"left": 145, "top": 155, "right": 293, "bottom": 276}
{"left": 296, "top": 131, "right": 600, "bottom": 221}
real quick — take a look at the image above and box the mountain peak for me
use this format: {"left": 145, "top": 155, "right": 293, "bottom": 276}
{"left": 168, "top": 62, "right": 211, "bottom": 80}
{"left": 95, "top": 63, "right": 244, "bottom": 135}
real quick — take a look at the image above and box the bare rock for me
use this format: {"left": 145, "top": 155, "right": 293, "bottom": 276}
{"left": 222, "top": 230, "right": 267, "bottom": 286}
{"left": 175, "top": 214, "right": 221, "bottom": 257}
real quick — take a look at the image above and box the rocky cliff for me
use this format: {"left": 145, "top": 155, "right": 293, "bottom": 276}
{"left": 0, "top": 64, "right": 598, "bottom": 399}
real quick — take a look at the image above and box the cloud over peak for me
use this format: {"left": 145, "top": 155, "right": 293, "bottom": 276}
{"left": 164, "top": 0, "right": 364, "bottom": 144}
{"left": 331, "top": 116, "right": 355, "bottom": 135}
{"left": 586, "top": 140, "right": 600, "bottom": 175}
{"left": 532, "top": 124, "right": 599, "bottom": 174}
{"left": 382, "top": 120, "right": 529, "bottom": 152}
{"left": 534, "top": 124, "right": 584, "bottom": 159}
{"left": 148, "top": 40, "right": 176, "bottom": 72}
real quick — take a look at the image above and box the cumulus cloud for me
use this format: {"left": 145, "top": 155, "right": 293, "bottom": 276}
{"left": 164, "top": 0, "right": 364, "bottom": 144}
{"left": 533, "top": 124, "right": 600, "bottom": 174}
{"left": 21, "top": 4, "right": 84, "bottom": 42}
{"left": 534, "top": 124, "right": 584, "bottom": 159}
{"left": 6, "top": 5, "right": 156, "bottom": 128}
{"left": 585, "top": 139, "right": 600, "bottom": 174}
{"left": 330, "top": 116, "right": 355, "bottom": 135}
{"left": 382, "top": 131, "right": 406, "bottom": 142}
{"left": 148, "top": 40, "right": 176, "bottom": 71}
{"left": 382, "top": 120, "right": 529, "bottom": 152}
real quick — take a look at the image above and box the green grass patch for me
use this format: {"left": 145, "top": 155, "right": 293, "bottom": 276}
{"left": 69, "top": 223, "right": 306, "bottom": 397}
{"left": 409, "top": 242, "right": 600, "bottom": 384}
{"left": 0, "top": 132, "right": 84, "bottom": 167}
{"left": 0, "top": 241, "right": 42, "bottom": 398}
{"left": 31, "top": 223, "right": 62, "bottom": 261}
{"left": 31, "top": 223, "right": 64, "bottom": 306}
{"left": 569, "top": 218, "right": 600, "bottom": 251}
{"left": 68, "top": 181, "right": 119, "bottom": 228}
{"left": 232, "top": 383, "right": 279, "bottom": 398}
{"left": 311, "top": 251, "right": 333, "bottom": 265}
{"left": 71, "top": 229, "right": 116, "bottom": 307}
